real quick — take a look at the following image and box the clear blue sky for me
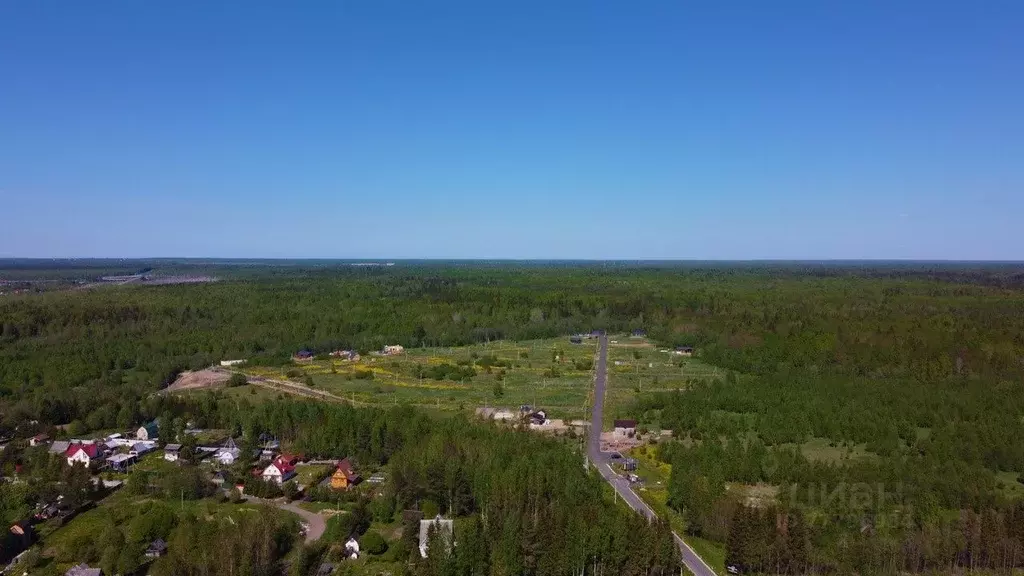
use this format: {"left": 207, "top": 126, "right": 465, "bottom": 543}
{"left": 2, "top": 1, "right": 1022, "bottom": 259}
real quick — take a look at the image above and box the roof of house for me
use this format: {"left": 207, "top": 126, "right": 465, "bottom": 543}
{"left": 10, "top": 518, "right": 34, "bottom": 535}
{"left": 335, "top": 458, "right": 359, "bottom": 481}
{"left": 147, "top": 538, "right": 168, "bottom": 553}
{"left": 31, "top": 433, "right": 50, "bottom": 441}
{"left": 65, "top": 565, "right": 102, "bottom": 576}
{"left": 49, "top": 440, "right": 71, "bottom": 454}
{"left": 66, "top": 443, "right": 100, "bottom": 459}
{"left": 316, "top": 562, "right": 335, "bottom": 576}
{"left": 613, "top": 419, "right": 638, "bottom": 429}
{"left": 164, "top": 443, "right": 182, "bottom": 451}
{"left": 266, "top": 460, "right": 295, "bottom": 475}
{"left": 107, "top": 453, "right": 135, "bottom": 464}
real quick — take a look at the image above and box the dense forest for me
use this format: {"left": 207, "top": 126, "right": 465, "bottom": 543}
{"left": 3, "top": 261, "right": 1024, "bottom": 574}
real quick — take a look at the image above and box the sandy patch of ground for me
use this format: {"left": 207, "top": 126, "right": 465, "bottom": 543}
{"left": 600, "top": 431, "right": 644, "bottom": 453}
{"left": 166, "top": 368, "right": 229, "bottom": 391}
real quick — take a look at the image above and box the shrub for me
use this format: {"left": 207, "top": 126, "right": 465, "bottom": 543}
{"left": 227, "top": 373, "right": 247, "bottom": 387}
{"left": 420, "top": 499, "right": 439, "bottom": 519}
{"left": 360, "top": 530, "right": 388, "bottom": 555}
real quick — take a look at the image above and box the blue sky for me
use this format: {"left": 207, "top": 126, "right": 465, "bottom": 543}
{"left": 1, "top": 1, "right": 1022, "bottom": 259}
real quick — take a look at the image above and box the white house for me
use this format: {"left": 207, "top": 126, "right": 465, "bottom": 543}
{"left": 65, "top": 443, "right": 101, "bottom": 467}
{"left": 220, "top": 359, "right": 246, "bottom": 367}
{"left": 164, "top": 443, "right": 182, "bottom": 462}
{"left": 382, "top": 345, "right": 404, "bottom": 356}
{"left": 215, "top": 438, "right": 241, "bottom": 465}
{"left": 613, "top": 419, "right": 637, "bottom": 439}
{"left": 344, "top": 537, "right": 360, "bottom": 559}
{"left": 262, "top": 460, "right": 296, "bottom": 484}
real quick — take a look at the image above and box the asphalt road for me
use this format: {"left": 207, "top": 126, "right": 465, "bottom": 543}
{"left": 589, "top": 335, "right": 718, "bottom": 576}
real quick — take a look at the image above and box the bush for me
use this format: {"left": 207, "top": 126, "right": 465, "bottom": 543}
{"left": 227, "top": 373, "right": 247, "bottom": 387}
{"left": 353, "top": 369, "right": 374, "bottom": 380}
{"left": 245, "top": 477, "right": 283, "bottom": 499}
{"left": 360, "top": 531, "right": 388, "bottom": 555}
{"left": 282, "top": 480, "right": 299, "bottom": 500}
{"left": 323, "top": 513, "right": 356, "bottom": 542}
{"left": 420, "top": 499, "right": 439, "bottom": 519}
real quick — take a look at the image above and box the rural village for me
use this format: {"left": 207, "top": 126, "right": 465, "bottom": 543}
{"left": 1, "top": 333, "right": 698, "bottom": 576}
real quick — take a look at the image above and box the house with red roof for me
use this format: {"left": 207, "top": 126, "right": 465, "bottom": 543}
{"left": 65, "top": 443, "right": 102, "bottom": 468}
{"left": 262, "top": 456, "right": 297, "bottom": 484}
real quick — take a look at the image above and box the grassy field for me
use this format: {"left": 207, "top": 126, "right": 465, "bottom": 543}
{"left": 295, "top": 463, "right": 332, "bottom": 487}
{"left": 233, "top": 335, "right": 726, "bottom": 428}
{"left": 788, "top": 436, "right": 878, "bottom": 464}
{"left": 997, "top": 470, "right": 1024, "bottom": 500}
{"left": 604, "top": 337, "right": 725, "bottom": 426}
{"left": 241, "top": 337, "right": 601, "bottom": 420}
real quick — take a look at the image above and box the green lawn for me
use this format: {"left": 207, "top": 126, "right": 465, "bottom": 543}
{"left": 996, "top": 470, "right": 1024, "bottom": 500}
{"left": 789, "top": 436, "right": 878, "bottom": 464}
{"left": 295, "top": 463, "right": 331, "bottom": 487}
{"left": 604, "top": 338, "right": 724, "bottom": 427}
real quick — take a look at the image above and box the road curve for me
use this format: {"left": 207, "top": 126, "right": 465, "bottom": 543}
{"left": 588, "top": 335, "right": 718, "bottom": 576}
{"left": 246, "top": 496, "right": 327, "bottom": 543}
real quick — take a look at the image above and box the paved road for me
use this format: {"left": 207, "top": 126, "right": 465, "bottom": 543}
{"left": 589, "top": 335, "right": 718, "bottom": 576}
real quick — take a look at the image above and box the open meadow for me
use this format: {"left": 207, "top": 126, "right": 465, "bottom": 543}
{"left": 241, "top": 337, "right": 602, "bottom": 421}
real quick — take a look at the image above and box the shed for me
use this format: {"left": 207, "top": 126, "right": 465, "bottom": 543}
{"left": 136, "top": 421, "right": 159, "bottom": 440}
{"left": 146, "top": 538, "right": 168, "bottom": 558}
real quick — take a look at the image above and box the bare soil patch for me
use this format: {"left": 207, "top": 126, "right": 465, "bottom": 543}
{"left": 166, "top": 368, "right": 229, "bottom": 391}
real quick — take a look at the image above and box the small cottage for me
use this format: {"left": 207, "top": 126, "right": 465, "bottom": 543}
{"left": 613, "top": 419, "right": 637, "bottom": 439}
{"left": 146, "top": 538, "right": 168, "bottom": 558}
{"left": 331, "top": 458, "right": 360, "bottom": 490}
{"left": 164, "top": 443, "right": 182, "bottom": 462}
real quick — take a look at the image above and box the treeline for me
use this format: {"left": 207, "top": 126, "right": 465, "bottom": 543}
{"left": 4, "top": 266, "right": 1024, "bottom": 434}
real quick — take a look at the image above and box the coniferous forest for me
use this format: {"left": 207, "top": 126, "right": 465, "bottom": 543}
{"left": 2, "top": 260, "right": 1024, "bottom": 574}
